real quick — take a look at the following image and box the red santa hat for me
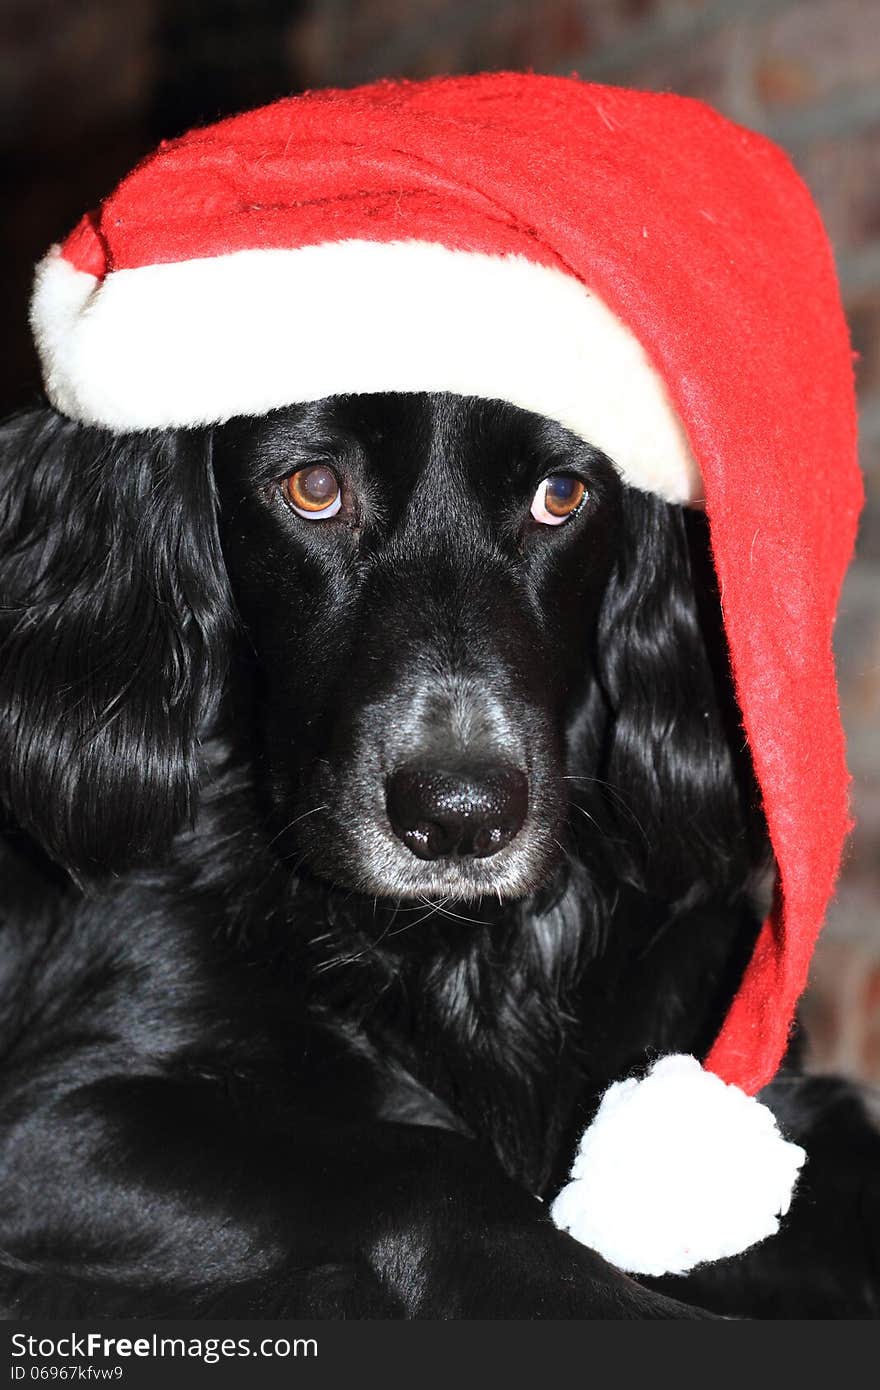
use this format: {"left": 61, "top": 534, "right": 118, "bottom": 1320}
{"left": 30, "top": 73, "right": 862, "bottom": 1278}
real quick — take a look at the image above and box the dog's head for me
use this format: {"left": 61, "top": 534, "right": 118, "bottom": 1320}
{"left": 0, "top": 394, "right": 760, "bottom": 903}
{"left": 213, "top": 394, "right": 620, "bottom": 901}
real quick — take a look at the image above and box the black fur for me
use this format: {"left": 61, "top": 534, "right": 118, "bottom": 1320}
{"left": 0, "top": 393, "right": 877, "bottom": 1318}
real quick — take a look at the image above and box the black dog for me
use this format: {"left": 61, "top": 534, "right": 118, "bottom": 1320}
{"left": 0, "top": 392, "right": 877, "bottom": 1318}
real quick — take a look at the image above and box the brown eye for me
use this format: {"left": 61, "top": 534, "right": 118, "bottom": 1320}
{"left": 282, "top": 465, "right": 342, "bottom": 519}
{"left": 530, "top": 475, "right": 586, "bottom": 526}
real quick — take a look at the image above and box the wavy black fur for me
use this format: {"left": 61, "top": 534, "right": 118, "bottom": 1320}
{"left": 0, "top": 394, "right": 877, "bottom": 1318}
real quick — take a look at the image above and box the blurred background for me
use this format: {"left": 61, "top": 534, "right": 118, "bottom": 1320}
{"left": 1, "top": 0, "right": 878, "bottom": 1080}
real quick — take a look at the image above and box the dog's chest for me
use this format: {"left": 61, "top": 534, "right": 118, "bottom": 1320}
{"left": 349, "top": 953, "right": 587, "bottom": 1194}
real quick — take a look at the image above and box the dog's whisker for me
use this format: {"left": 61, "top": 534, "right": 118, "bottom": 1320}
{"left": 562, "top": 775, "right": 650, "bottom": 844}
{"left": 266, "top": 804, "right": 328, "bottom": 852}
{"left": 424, "top": 901, "right": 491, "bottom": 928}
{"left": 570, "top": 803, "right": 604, "bottom": 833}
{"left": 386, "top": 895, "right": 451, "bottom": 935}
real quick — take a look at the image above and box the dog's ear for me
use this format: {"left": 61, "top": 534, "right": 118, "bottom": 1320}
{"left": 0, "top": 407, "right": 232, "bottom": 880}
{"left": 593, "top": 490, "right": 764, "bottom": 900}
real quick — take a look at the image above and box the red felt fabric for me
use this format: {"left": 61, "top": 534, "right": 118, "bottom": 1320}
{"left": 59, "top": 73, "right": 862, "bottom": 1094}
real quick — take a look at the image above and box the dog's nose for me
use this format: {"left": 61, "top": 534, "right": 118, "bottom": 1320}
{"left": 386, "top": 764, "right": 528, "bottom": 860}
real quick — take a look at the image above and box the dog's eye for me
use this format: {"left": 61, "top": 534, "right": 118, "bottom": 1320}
{"left": 530, "top": 475, "right": 586, "bottom": 526}
{"left": 282, "top": 465, "right": 342, "bottom": 519}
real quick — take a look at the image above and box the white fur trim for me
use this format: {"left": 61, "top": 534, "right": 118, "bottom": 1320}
{"left": 30, "top": 240, "right": 700, "bottom": 504}
{"left": 550, "top": 1055, "right": 806, "bottom": 1277}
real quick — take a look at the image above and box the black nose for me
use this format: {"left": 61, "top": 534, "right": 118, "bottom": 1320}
{"left": 386, "top": 764, "right": 528, "bottom": 861}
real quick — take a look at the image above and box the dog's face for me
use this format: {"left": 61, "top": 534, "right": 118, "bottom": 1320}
{"left": 1, "top": 394, "right": 756, "bottom": 899}
{"left": 213, "top": 395, "right": 623, "bottom": 901}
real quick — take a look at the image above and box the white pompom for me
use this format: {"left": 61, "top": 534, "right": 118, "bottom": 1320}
{"left": 550, "top": 1054, "right": 806, "bottom": 1278}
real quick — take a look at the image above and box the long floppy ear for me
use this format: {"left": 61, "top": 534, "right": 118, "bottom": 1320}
{"left": 0, "top": 407, "right": 232, "bottom": 880}
{"left": 592, "top": 489, "right": 766, "bottom": 901}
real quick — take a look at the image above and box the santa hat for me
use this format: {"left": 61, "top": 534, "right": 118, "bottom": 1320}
{"left": 30, "top": 73, "right": 861, "bottom": 1279}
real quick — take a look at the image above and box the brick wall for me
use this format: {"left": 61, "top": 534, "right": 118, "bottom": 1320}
{"left": 2, "top": 0, "right": 878, "bottom": 1078}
